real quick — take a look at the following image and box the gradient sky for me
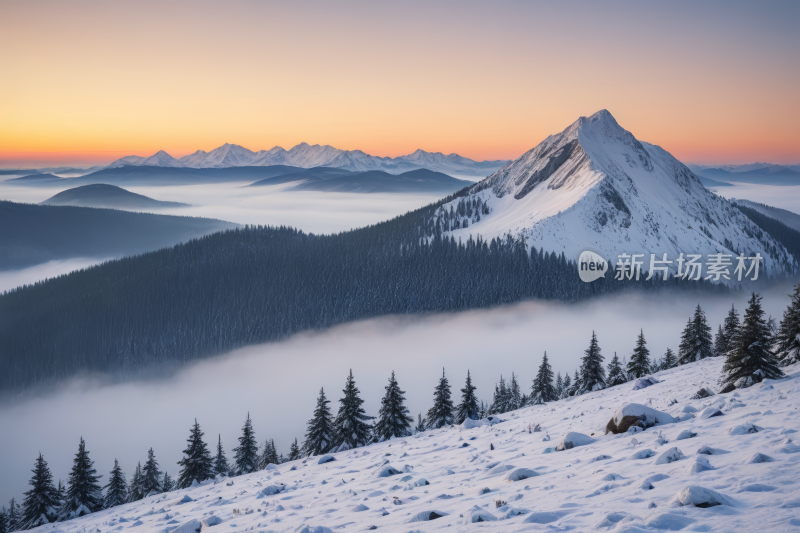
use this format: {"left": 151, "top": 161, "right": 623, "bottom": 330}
{"left": 1, "top": 0, "right": 799, "bottom": 168}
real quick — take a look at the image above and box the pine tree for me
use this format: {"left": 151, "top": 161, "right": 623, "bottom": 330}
{"left": 578, "top": 332, "right": 606, "bottom": 393}
{"left": 141, "top": 448, "right": 161, "bottom": 496}
{"left": 414, "top": 413, "right": 426, "bottom": 434}
{"left": 233, "top": 413, "right": 259, "bottom": 475}
{"left": 176, "top": 419, "right": 214, "bottom": 489}
{"left": 103, "top": 459, "right": 128, "bottom": 509}
{"left": 570, "top": 369, "right": 581, "bottom": 395}
{"left": 606, "top": 352, "right": 627, "bottom": 387}
{"left": 21, "top": 453, "right": 59, "bottom": 529}
{"left": 488, "top": 376, "right": 508, "bottom": 414}
{"left": 162, "top": 472, "right": 174, "bottom": 493}
{"left": 561, "top": 373, "right": 571, "bottom": 399}
{"left": 288, "top": 438, "right": 302, "bottom": 461}
{"left": 374, "top": 371, "right": 413, "bottom": 441}
{"left": 508, "top": 373, "right": 522, "bottom": 411}
{"left": 213, "top": 434, "right": 230, "bottom": 477}
{"left": 678, "top": 305, "right": 714, "bottom": 364}
{"left": 554, "top": 372, "right": 564, "bottom": 400}
{"left": 662, "top": 347, "right": 677, "bottom": 369}
{"left": 0, "top": 506, "right": 8, "bottom": 533}
{"left": 61, "top": 437, "right": 103, "bottom": 519}
{"left": 258, "top": 439, "right": 278, "bottom": 467}
{"left": 722, "top": 304, "right": 740, "bottom": 355}
{"left": 627, "top": 329, "right": 651, "bottom": 378}
{"left": 332, "top": 370, "right": 373, "bottom": 450}
{"left": 478, "top": 400, "right": 488, "bottom": 419}
{"left": 6, "top": 499, "right": 21, "bottom": 533}
{"left": 721, "top": 292, "right": 784, "bottom": 388}
{"left": 776, "top": 284, "right": 800, "bottom": 366}
{"left": 531, "top": 352, "right": 556, "bottom": 403}
{"left": 303, "top": 388, "right": 335, "bottom": 456}
{"left": 713, "top": 325, "right": 726, "bottom": 357}
{"left": 127, "top": 462, "right": 143, "bottom": 502}
{"left": 426, "top": 368, "right": 455, "bottom": 428}
{"left": 454, "top": 371, "right": 479, "bottom": 424}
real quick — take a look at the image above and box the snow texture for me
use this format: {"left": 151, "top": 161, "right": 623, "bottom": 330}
{"left": 28, "top": 358, "right": 800, "bottom": 533}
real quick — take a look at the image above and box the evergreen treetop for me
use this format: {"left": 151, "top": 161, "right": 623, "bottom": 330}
{"left": 103, "top": 459, "right": 128, "bottom": 510}
{"left": 333, "top": 370, "right": 373, "bottom": 450}
{"left": 578, "top": 332, "right": 606, "bottom": 394}
{"left": 531, "top": 352, "right": 556, "bottom": 403}
{"left": 721, "top": 292, "right": 784, "bottom": 388}
{"left": 303, "top": 388, "right": 335, "bottom": 456}
{"left": 606, "top": 352, "right": 627, "bottom": 387}
{"left": 233, "top": 413, "right": 260, "bottom": 475}
{"left": 678, "top": 304, "right": 714, "bottom": 364}
{"left": 426, "top": 368, "right": 455, "bottom": 429}
{"left": 288, "top": 438, "right": 302, "bottom": 461}
{"left": 454, "top": 370, "right": 479, "bottom": 424}
{"left": 374, "top": 371, "right": 413, "bottom": 441}
{"left": 776, "top": 284, "right": 800, "bottom": 366}
{"left": 627, "top": 329, "right": 651, "bottom": 379}
{"left": 62, "top": 437, "right": 103, "bottom": 519}
{"left": 21, "top": 453, "right": 59, "bottom": 529}
{"left": 213, "top": 434, "right": 230, "bottom": 477}
{"left": 141, "top": 448, "right": 162, "bottom": 496}
{"left": 176, "top": 419, "right": 214, "bottom": 489}
{"left": 662, "top": 347, "right": 677, "bottom": 369}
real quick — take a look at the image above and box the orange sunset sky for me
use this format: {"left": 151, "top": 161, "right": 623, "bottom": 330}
{"left": 1, "top": 0, "right": 798, "bottom": 168}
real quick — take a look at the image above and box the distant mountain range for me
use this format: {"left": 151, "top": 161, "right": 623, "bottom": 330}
{"left": 42, "top": 184, "right": 189, "bottom": 210}
{"left": 688, "top": 164, "right": 800, "bottom": 186}
{"left": 248, "top": 167, "right": 472, "bottom": 193}
{"left": 0, "top": 200, "right": 236, "bottom": 270}
{"left": 106, "top": 142, "right": 509, "bottom": 177}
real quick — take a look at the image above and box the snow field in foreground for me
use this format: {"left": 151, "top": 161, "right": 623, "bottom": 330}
{"left": 36, "top": 357, "right": 800, "bottom": 533}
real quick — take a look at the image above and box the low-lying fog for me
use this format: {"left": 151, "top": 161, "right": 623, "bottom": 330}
{"left": 716, "top": 183, "right": 800, "bottom": 213}
{"left": 0, "top": 257, "right": 111, "bottom": 293}
{"left": 0, "top": 182, "right": 447, "bottom": 234}
{"left": 1, "top": 284, "right": 796, "bottom": 504}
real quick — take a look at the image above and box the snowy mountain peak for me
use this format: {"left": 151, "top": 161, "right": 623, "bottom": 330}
{"left": 437, "top": 110, "right": 794, "bottom": 275}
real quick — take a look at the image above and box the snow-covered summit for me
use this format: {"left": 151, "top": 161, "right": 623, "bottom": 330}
{"left": 438, "top": 110, "right": 795, "bottom": 275}
{"left": 31, "top": 357, "right": 800, "bottom": 533}
{"left": 106, "top": 144, "right": 507, "bottom": 177}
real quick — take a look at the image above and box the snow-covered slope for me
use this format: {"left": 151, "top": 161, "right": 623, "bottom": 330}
{"left": 106, "top": 145, "right": 507, "bottom": 177}
{"left": 36, "top": 358, "right": 800, "bottom": 533}
{"left": 437, "top": 110, "right": 795, "bottom": 275}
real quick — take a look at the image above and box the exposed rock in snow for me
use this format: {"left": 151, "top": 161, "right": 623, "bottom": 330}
{"left": 686, "top": 456, "right": 715, "bottom": 474}
{"left": 504, "top": 468, "right": 539, "bottom": 482}
{"left": 605, "top": 403, "right": 676, "bottom": 434}
{"left": 169, "top": 519, "right": 202, "bottom": 533}
{"left": 692, "top": 387, "right": 716, "bottom": 400}
{"left": 697, "top": 407, "right": 725, "bottom": 419}
{"left": 745, "top": 452, "right": 775, "bottom": 463}
{"left": 631, "top": 376, "right": 659, "bottom": 390}
{"left": 201, "top": 516, "right": 222, "bottom": 527}
{"left": 675, "top": 429, "right": 697, "bottom": 440}
{"left": 629, "top": 448, "right": 656, "bottom": 460}
{"left": 655, "top": 447, "right": 686, "bottom": 465}
{"left": 408, "top": 510, "right": 447, "bottom": 522}
{"left": 668, "top": 486, "right": 736, "bottom": 508}
{"left": 374, "top": 465, "right": 402, "bottom": 477}
{"left": 317, "top": 455, "right": 335, "bottom": 464}
{"left": 555, "top": 431, "right": 595, "bottom": 451}
{"left": 727, "top": 422, "right": 762, "bottom": 435}
{"left": 463, "top": 505, "right": 497, "bottom": 524}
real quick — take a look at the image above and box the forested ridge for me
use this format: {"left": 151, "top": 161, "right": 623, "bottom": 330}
{"left": 1, "top": 189, "right": 728, "bottom": 392}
